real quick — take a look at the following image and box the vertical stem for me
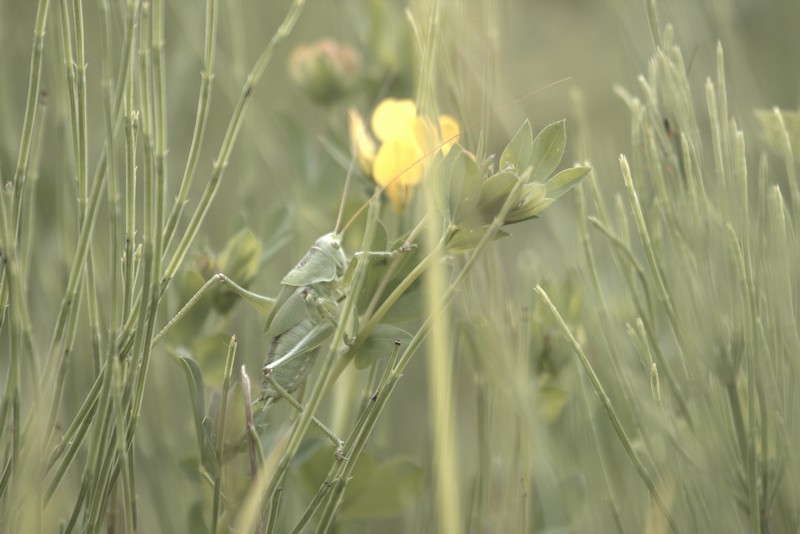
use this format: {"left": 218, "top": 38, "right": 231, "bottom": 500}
{"left": 161, "top": 0, "right": 218, "bottom": 250}
{"left": 535, "top": 286, "right": 678, "bottom": 534}
{"left": 620, "top": 156, "right": 690, "bottom": 377}
{"left": 211, "top": 336, "right": 238, "bottom": 533}
{"left": 100, "top": 0, "right": 121, "bottom": 335}
{"left": 418, "top": 3, "right": 462, "bottom": 528}
{"left": 71, "top": 0, "right": 88, "bottom": 220}
{"left": 12, "top": 0, "right": 51, "bottom": 235}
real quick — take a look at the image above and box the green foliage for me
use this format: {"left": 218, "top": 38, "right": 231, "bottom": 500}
{"left": 298, "top": 443, "right": 425, "bottom": 521}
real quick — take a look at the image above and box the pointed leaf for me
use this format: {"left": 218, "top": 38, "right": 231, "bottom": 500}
{"left": 545, "top": 166, "right": 590, "bottom": 200}
{"left": 755, "top": 108, "right": 800, "bottom": 161}
{"left": 356, "top": 240, "right": 423, "bottom": 316}
{"left": 500, "top": 120, "right": 533, "bottom": 171}
{"left": 433, "top": 146, "right": 482, "bottom": 224}
{"left": 460, "top": 171, "right": 518, "bottom": 228}
{"left": 505, "top": 182, "right": 553, "bottom": 224}
{"left": 222, "top": 383, "right": 248, "bottom": 453}
{"left": 173, "top": 354, "right": 210, "bottom": 466}
{"left": 529, "top": 120, "right": 567, "bottom": 183}
{"left": 447, "top": 226, "right": 510, "bottom": 254}
{"left": 354, "top": 324, "right": 413, "bottom": 369}
{"left": 192, "top": 333, "right": 233, "bottom": 388}
{"left": 380, "top": 287, "right": 424, "bottom": 325}
{"left": 450, "top": 149, "right": 482, "bottom": 223}
{"left": 340, "top": 455, "right": 425, "bottom": 520}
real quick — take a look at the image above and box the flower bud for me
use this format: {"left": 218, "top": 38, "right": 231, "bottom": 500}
{"left": 288, "top": 39, "right": 360, "bottom": 105}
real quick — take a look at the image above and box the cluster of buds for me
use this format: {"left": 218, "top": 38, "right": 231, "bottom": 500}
{"left": 288, "top": 39, "right": 361, "bottom": 105}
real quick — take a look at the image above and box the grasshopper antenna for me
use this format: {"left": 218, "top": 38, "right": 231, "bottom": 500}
{"left": 339, "top": 75, "right": 574, "bottom": 236}
{"left": 334, "top": 150, "right": 359, "bottom": 234}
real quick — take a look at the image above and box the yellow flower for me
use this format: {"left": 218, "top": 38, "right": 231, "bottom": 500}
{"left": 348, "top": 98, "right": 460, "bottom": 211}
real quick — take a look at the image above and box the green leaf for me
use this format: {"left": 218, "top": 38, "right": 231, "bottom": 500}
{"left": 545, "top": 166, "right": 590, "bottom": 200}
{"left": 459, "top": 171, "right": 518, "bottom": 228}
{"left": 537, "top": 380, "right": 570, "bottom": 422}
{"left": 222, "top": 383, "right": 248, "bottom": 455}
{"left": 447, "top": 226, "right": 510, "bottom": 254}
{"left": 187, "top": 499, "right": 210, "bottom": 534}
{"left": 529, "top": 120, "right": 567, "bottom": 183}
{"left": 380, "top": 286, "right": 424, "bottom": 324}
{"left": 505, "top": 182, "right": 554, "bottom": 224}
{"left": 500, "top": 120, "right": 533, "bottom": 171}
{"left": 434, "top": 146, "right": 482, "bottom": 224}
{"left": 755, "top": 108, "right": 800, "bottom": 161}
{"left": 173, "top": 354, "right": 210, "bottom": 468}
{"left": 191, "top": 333, "right": 233, "bottom": 388}
{"left": 356, "top": 239, "right": 423, "bottom": 317}
{"left": 339, "top": 454, "right": 425, "bottom": 520}
{"left": 354, "top": 324, "right": 413, "bottom": 369}
{"left": 295, "top": 444, "right": 424, "bottom": 520}
{"left": 218, "top": 228, "right": 262, "bottom": 285}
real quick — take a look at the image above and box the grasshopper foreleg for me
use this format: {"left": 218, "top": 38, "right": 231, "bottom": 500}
{"left": 351, "top": 241, "right": 416, "bottom": 263}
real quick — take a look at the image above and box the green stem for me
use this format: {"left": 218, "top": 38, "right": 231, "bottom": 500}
{"left": 112, "top": 359, "right": 135, "bottom": 534}
{"left": 12, "top": 0, "right": 51, "bottom": 236}
{"left": 211, "top": 336, "right": 238, "bottom": 534}
{"left": 100, "top": 0, "right": 120, "bottom": 335}
{"left": 535, "top": 285, "right": 679, "bottom": 534}
{"left": 620, "top": 156, "right": 690, "bottom": 377}
{"left": 161, "top": 0, "right": 218, "bottom": 250}
{"left": 71, "top": 0, "right": 88, "bottom": 220}
{"left": 162, "top": 0, "right": 306, "bottom": 286}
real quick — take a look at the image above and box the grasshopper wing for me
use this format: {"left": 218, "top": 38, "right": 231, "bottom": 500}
{"left": 264, "top": 284, "right": 295, "bottom": 334}
{"left": 265, "top": 286, "right": 310, "bottom": 339}
{"left": 263, "top": 319, "right": 335, "bottom": 397}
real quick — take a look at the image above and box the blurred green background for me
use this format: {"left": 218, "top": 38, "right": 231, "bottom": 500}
{"left": 1, "top": 0, "right": 799, "bottom": 532}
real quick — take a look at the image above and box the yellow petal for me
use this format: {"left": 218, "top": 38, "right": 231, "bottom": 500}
{"left": 413, "top": 116, "right": 438, "bottom": 155}
{"left": 373, "top": 136, "right": 424, "bottom": 188}
{"left": 385, "top": 182, "right": 414, "bottom": 212}
{"left": 439, "top": 114, "right": 460, "bottom": 153}
{"left": 348, "top": 107, "right": 376, "bottom": 175}
{"left": 371, "top": 98, "right": 417, "bottom": 142}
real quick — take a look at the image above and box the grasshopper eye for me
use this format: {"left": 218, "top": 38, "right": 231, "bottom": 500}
{"left": 331, "top": 241, "right": 341, "bottom": 250}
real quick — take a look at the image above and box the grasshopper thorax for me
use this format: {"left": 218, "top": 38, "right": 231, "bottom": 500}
{"left": 281, "top": 232, "right": 348, "bottom": 287}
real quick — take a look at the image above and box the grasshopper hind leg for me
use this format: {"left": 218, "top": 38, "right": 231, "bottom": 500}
{"left": 261, "top": 373, "right": 346, "bottom": 459}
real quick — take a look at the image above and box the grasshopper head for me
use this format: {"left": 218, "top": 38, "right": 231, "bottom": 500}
{"left": 315, "top": 232, "right": 348, "bottom": 276}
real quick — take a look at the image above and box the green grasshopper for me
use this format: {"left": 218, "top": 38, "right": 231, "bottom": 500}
{"left": 259, "top": 233, "right": 351, "bottom": 413}
{"left": 258, "top": 226, "right": 411, "bottom": 445}
{"left": 260, "top": 232, "right": 347, "bottom": 404}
